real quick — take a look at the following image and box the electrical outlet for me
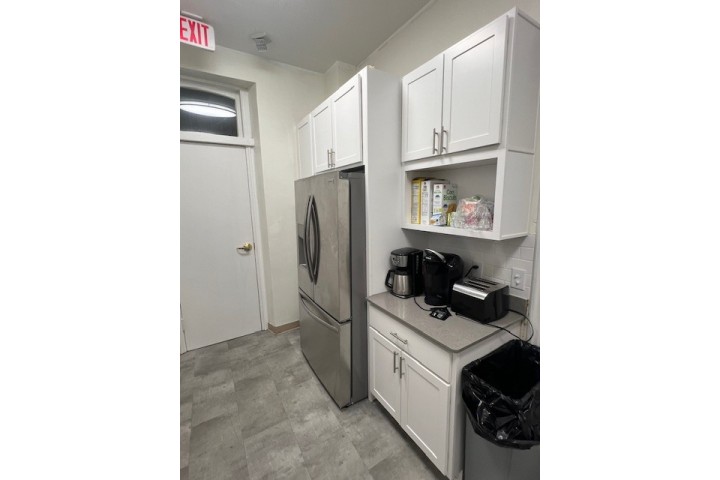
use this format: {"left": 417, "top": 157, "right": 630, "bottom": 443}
{"left": 511, "top": 268, "right": 526, "bottom": 291}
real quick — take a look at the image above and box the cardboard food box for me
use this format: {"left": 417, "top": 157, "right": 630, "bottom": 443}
{"left": 410, "top": 177, "right": 426, "bottom": 224}
{"left": 431, "top": 183, "right": 458, "bottom": 226}
{"left": 420, "top": 179, "right": 446, "bottom": 225}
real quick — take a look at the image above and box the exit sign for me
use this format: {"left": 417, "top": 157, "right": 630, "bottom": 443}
{"left": 180, "top": 15, "right": 215, "bottom": 51}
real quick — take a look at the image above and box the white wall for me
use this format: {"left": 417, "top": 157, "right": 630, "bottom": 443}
{"left": 358, "top": 0, "right": 541, "bottom": 342}
{"left": 180, "top": 44, "right": 327, "bottom": 328}
{"left": 358, "top": 0, "right": 540, "bottom": 77}
{"left": 323, "top": 61, "right": 357, "bottom": 96}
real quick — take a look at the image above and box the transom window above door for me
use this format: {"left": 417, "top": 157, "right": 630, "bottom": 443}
{"left": 180, "top": 87, "right": 238, "bottom": 137}
{"left": 180, "top": 79, "right": 254, "bottom": 147}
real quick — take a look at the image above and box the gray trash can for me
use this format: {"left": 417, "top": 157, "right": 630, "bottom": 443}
{"left": 464, "top": 415, "right": 539, "bottom": 480}
{"left": 462, "top": 340, "right": 539, "bottom": 480}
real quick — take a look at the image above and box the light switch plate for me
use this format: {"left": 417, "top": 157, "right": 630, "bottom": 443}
{"left": 511, "top": 268, "right": 526, "bottom": 291}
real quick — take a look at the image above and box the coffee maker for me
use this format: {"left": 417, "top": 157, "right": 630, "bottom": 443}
{"left": 422, "top": 249, "right": 464, "bottom": 306}
{"left": 385, "top": 248, "right": 424, "bottom": 298}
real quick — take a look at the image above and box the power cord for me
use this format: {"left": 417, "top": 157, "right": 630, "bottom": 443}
{"left": 413, "top": 295, "right": 432, "bottom": 311}
{"left": 413, "top": 290, "right": 535, "bottom": 342}
{"left": 464, "top": 265, "right": 479, "bottom": 278}
{"left": 414, "top": 296, "right": 452, "bottom": 319}
{"left": 482, "top": 308, "right": 534, "bottom": 343}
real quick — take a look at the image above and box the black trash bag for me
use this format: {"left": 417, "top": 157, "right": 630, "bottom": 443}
{"left": 461, "top": 339, "right": 540, "bottom": 449}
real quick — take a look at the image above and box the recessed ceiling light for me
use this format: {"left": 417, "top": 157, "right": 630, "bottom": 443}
{"left": 180, "top": 101, "right": 236, "bottom": 118}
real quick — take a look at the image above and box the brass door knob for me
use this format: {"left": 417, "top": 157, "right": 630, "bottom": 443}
{"left": 237, "top": 242, "right": 253, "bottom": 252}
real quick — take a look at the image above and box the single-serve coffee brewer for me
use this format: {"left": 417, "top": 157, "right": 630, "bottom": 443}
{"left": 422, "top": 249, "right": 464, "bottom": 306}
{"left": 385, "top": 248, "right": 424, "bottom": 298}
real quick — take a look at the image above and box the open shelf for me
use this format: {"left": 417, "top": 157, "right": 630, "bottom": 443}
{"left": 401, "top": 223, "right": 498, "bottom": 240}
{"left": 402, "top": 149, "right": 534, "bottom": 241}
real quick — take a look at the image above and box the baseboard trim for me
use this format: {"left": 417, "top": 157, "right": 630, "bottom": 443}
{"left": 267, "top": 321, "right": 299, "bottom": 334}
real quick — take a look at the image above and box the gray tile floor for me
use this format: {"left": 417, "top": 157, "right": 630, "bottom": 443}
{"left": 181, "top": 328, "right": 445, "bottom": 480}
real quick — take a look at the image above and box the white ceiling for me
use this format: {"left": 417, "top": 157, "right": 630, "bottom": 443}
{"left": 179, "top": 0, "right": 432, "bottom": 73}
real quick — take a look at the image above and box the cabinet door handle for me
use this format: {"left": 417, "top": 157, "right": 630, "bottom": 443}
{"left": 441, "top": 127, "right": 448, "bottom": 153}
{"left": 330, "top": 148, "right": 335, "bottom": 167}
{"left": 432, "top": 128, "right": 439, "bottom": 154}
{"left": 327, "top": 149, "right": 331, "bottom": 168}
{"left": 399, "top": 356, "right": 405, "bottom": 378}
{"left": 393, "top": 351, "right": 398, "bottom": 373}
{"left": 389, "top": 332, "right": 408, "bottom": 345}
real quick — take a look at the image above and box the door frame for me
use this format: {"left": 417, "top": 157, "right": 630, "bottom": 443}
{"left": 180, "top": 74, "right": 269, "bottom": 332}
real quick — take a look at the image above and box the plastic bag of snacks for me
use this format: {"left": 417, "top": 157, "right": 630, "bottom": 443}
{"left": 451, "top": 195, "right": 494, "bottom": 231}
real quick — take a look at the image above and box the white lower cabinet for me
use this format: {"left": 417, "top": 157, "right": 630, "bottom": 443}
{"left": 368, "top": 302, "right": 524, "bottom": 480}
{"left": 369, "top": 327, "right": 402, "bottom": 422}
{"left": 369, "top": 325, "right": 451, "bottom": 475}
{"left": 401, "top": 352, "right": 451, "bottom": 472}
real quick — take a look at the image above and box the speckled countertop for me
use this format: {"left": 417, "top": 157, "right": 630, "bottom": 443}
{"left": 366, "top": 292, "right": 523, "bottom": 353}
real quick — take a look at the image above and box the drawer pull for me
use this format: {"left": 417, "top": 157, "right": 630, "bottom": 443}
{"left": 390, "top": 332, "right": 408, "bottom": 345}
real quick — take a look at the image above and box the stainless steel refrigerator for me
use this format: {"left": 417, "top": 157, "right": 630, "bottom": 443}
{"left": 295, "top": 170, "right": 366, "bottom": 407}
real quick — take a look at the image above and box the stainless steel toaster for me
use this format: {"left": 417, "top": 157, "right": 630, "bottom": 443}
{"left": 450, "top": 276, "right": 509, "bottom": 323}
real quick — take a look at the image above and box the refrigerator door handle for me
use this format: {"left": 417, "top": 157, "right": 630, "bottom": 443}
{"left": 310, "top": 196, "right": 320, "bottom": 282}
{"left": 304, "top": 196, "right": 315, "bottom": 283}
{"left": 300, "top": 295, "right": 339, "bottom": 333}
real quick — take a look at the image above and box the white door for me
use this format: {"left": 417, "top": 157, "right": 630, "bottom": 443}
{"left": 442, "top": 15, "right": 508, "bottom": 153}
{"left": 400, "top": 352, "right": 451, "bottom": 474}
{"left": 331, "top": 75, "right": 362, "bottom": 169}
{"left": 402, "top": 54, "right": 444, "bottom": 162}
{"left": 369, "top": 328, "right": 402, "bottom": 422}
{"left": 180, "top": 142, "right": 262, "bottom": 350}
{"left": 296, "top": 115, "right": 313, "bottom": 179}
{"left": 311, "top": 99, "right": 333, "bottom": 174}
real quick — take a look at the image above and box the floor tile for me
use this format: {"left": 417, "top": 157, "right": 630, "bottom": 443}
{"left": 181, "top": 329, "right": 445, "bottom": 480}
{"left": 288, "top": 405, "right": 343, "bottom": 450}
{"left": 180, "top": 423, "right": 191, "bottom": 469}
{"left": 341, "top": 402, "right": 407, "bottom": 470}
{"left": 181, "top": 392, "right": 193, "bottom": 425}
{"left": 272, "top": 356, "right": 315, "bottom": 393}
{"left": 368, "top": 438, "right": 445, "bottom": 480}
{"left": 237, "top": 390, "right": 287, "bottom": 439}
{"left": 300, "top": 428, "right": 369, "bottom": 480}
{"left": 191, "top": 378, "right": 238, "bottom": 427}
{"left": 188, "top": 413, "right": 248, "bottom": 480}
{"left": 244, "top": 419, "right": 308, "bottom": 480}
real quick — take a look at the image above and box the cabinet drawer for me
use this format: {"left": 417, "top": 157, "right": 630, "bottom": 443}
{"left": 368, "top": 304, "right": 451, "bottom": 383}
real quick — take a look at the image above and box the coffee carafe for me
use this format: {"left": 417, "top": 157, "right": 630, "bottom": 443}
{"left": 385, "top": 248, "right": 424, "bottom": 298}
{"left": 422, "top": 249, "right": 464, "bottom": 306}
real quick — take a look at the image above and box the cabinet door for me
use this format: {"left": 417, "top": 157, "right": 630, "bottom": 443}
{"left": 442, "top": 15, "right": 508, "bottom": 154}
{"left": 402, "top": 54, "right": 444, "bottom": 162}
{"left": 296, "top": 115, "right": 313, "bottom": 179}
{"left": 331, "top": 75, "right": 362, "bottom": 169}
{"left": 369, "top": 327, "right": 402, "bottom": 422}
{"left": 311, "top": 99, "right": 333, "bottom": 174}
{"left": 400, "top": 352, "right": 451, "bottom": 474}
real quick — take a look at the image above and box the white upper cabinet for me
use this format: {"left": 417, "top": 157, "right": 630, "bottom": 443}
{"left": 401, "top": 12, "right": 534, "bottom": 162}
{"left": 305, "top": 75, "right": 363, "bottom": 176}
{"left": 331, "top": 75, "right": 362, "bottom": 169}
{"left": 442, "top": 15, "right": 508, "bottom": 154}
{"left": 400, "top": 9, "right": 540, "bottom": 240}
{"left": 296, "top": 115, "right": 313, "bottom": 179}
{"left": 402, "top": 55, "right": 444, "bottom": 162}
{"left": 311, "top": 99, "right": 333, "bottom": 174}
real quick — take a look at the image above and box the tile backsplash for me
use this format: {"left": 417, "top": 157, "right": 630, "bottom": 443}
{"left": 402, "top": 231, "right": 537, "bottom": 301}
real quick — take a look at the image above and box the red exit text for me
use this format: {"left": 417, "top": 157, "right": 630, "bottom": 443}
{"left": 180, "top": 15, "right": 215, "bottom": 51}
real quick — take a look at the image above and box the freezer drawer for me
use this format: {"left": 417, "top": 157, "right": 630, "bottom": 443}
{"left": 298, "top": 291, "right": 352, "bottom": 407}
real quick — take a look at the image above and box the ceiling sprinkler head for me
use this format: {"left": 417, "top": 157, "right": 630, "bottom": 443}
{"left": 251, "top": 32, "right": 270, "bottom": 51}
